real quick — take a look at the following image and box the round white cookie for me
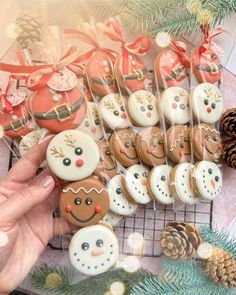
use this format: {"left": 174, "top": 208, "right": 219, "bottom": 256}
{"left": 191, "top": 83, "right": 224, "bottom": 124}
{"left": 47, "top": 130, "right": 99, "bottom": 181}
{"left": 170, "top": 163, "right": 198, "bottom": 205}
{"left": 123, "top": 164, "right": 151, "bottom": 205}
{"left": 77, "top": 102, "right": 104, "bottom": 141}
{"left": 148, "top": 165, "right": 174, "bottom": 205}
{"left": 107, "top": 174, "right": 138, "bottom": 216}
{"left": 69, "top": 225, "right": 119, "bottom": 276}
{"left": 192, "top": 161, "right": 222, "bottom": 200}
{"left": 99, "top": 93, "right": 130, "bottom": 130}
{"left": 160, "top": 87, "right": 190, "bottom": 125}
{"left": 128, "top": 90, "right": 159, "bottom": 127}
{"left": 100, "top": 211, "right": 123, "bottom": 228}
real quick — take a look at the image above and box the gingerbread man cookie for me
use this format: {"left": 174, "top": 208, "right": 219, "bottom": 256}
{"left": 136, "top": 127, "right": 166, "bottom": 167}
{"left": 107, "top": 174, "right": 138, "bottom": 216}
{"left": 47, "top": 130, "right": 100, "bottom": 181}
{"left": 160, "top": 87, "right": 190, "bottom": 125}
{"left": 191, "top": 124, "right": 222, "bottom": 161}
{"left": 60, "top": 177, "right": 109, "bottom": 227}
{"left": 109, "top": 128, "right": 139, "bottom": 167}
{"left": 165, "top": 125, "right": 191, "bottom": 163}
{"left": 69, "top": 224, "right": 119, "bottom": 276}
{"left": 192, "top": 161, "right": 222, "bottom": 200}
{"left": 191, "top": 83, "right": 224, "bottom": 124}
{"left": 128, "top": 90, "right": 159, "bottom": 127}
{"left": 121, "top": 164, "right": 151, "bottom": 205}
{"left": 99, "top": 93, "right": 130, "bottom": 130}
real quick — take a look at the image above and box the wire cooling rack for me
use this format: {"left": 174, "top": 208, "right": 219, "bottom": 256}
{"left": 8, "top": 140, "right": 213, "bottom": 258}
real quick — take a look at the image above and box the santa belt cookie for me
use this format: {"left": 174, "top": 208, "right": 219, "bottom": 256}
{"left": 196, "top": 63, "right": 222, "bottom": 75}
{"left": 3, "top": 114, "right": 31, "bottom": 132}
{"left": 33, "top": 96, "right": 85, "bottom": 122}
{"left": 91, "top": 76, "right": 115, "bottom": 87}
{"left": 122, "top": 67, "right": 147, "bottom": 81}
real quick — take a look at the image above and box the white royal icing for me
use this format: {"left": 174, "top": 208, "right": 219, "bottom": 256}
{"left": 128, "top": 90, "right": 159, "bottom": 127}
{"left": 160, "top": 87, "right": 190, "bottom": 125}
{"left": 191, "top": 83, "right": 224, "bottom": 124}
{"left": 69, "top": 225, "right": 119, "bottom": 276}
{"left": 63, "top": 187, "right": 107, "bottom": 194}
{"left": 47, "top": 130, "right": 100, "bottom": 181}
{"left": 107, "top": 174, "right": 138, "bottom": 216}
{"left": 169, "top": 125, "right": 188, "bottom": 152}
{"left": 149, "top": 165, "right": 174, "bottom": 205}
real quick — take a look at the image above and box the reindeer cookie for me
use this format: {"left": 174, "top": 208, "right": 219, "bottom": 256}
{"left": 191, "top": 83, "right": 224, "bottom": 124}
{"left": 47, "top": 130, "right": 100, "bottom": 181}
{"left": 99, "top": 93, "right": 130, "bottom": 130}
{"left": 109, "top": 128, "right": 139, "bottom": 167}
{"left": 128, "top": 90, "right": 159, "bottom": 127}
{"left": 60, "top": 178, "right": 109, "bottom": 227}
{"left": 77, "top": 102, "right": 104, "bottom": 141}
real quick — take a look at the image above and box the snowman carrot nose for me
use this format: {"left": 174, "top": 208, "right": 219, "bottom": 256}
{"left": 91, "top": 248, "right": 104, "bottom": 256}
{"left": 210, "top": 179, "right": 216, "bottom": 189}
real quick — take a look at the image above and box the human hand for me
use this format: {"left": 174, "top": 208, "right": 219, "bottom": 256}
{"left": 0, "top": 137, "right": 72, "bottom": 293}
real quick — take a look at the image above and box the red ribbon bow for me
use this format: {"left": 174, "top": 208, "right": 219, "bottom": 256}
{"left": 199, "top": 26, "right": 226, "bottom": 55}
{"left": 170, "top": 40, "right": 190, "bottom": 69}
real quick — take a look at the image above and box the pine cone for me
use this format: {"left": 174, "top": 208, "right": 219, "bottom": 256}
{"left": 15, "top": 12, "right": 43, "bottom": 51}
{"left": 201, "top": 247, "right": 236, "bottom": 287}
{"left": 160, "top": 221, "right": 201, "bottom": 259}
{"left": 223, "top": 140, "right": 236, "bottom": 169}
{"left": 220, "top": 108, "right": 236, "bottom": 139}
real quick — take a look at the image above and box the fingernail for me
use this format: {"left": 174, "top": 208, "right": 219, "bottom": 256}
{"left": 41, "top": 176, "right": 54, "bottom": 188}
{"left": 38, "top": 134, "right": 54, "bottom": 144}
{"left": 0, "top": 231, "right": 8, "bottom": 247}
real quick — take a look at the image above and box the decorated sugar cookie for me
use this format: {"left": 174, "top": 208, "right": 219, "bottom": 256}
{"left": 165, "top": 125, "right": 191, "bottom": 163}
{"left": 94, "top": 139, "right": 118, "bottom": 181}
{"left": 107, "top": 174, "right": 138, "bottom": 216}
{"left": 148, "top": 165, "right": 174, "bottom": 205}
{"left": 191, "top": 124, "right": 222, "bottom": 161}
{"left": 136, "top": 127, "right": 165, "bottom": 167}
{"left": 99, "top": 93, "right": 130, "bottom": 130}
{"left": 160, "top": 87, "right": 190, "bottom": 125}
{"left": 109, "top": 128, "right": 139, "bottom": 167}
{"left": 77, "top": 102, "right": 104, "bottom": 141}
{"left": 192, "top": 161, "right": 222, "bottom": 200}
{"left": 121, "top": 164, "right": 151, "bottom": 205}
{"left": 128, "top": 90, "right": 159, "bottom": 127}
{"left": 191, "top": 83, "right": 223, "bottom": 124}
{"left": 169, "top": 163, "right": 198, "bottom": 205}
{"left": 69, "top": 224, "right": 119, "bottom": 276}
{"left": 47, "top": 130, "right": 100, "bottom": 181}
{"left": 100, "top": 212, "right": 123, "bottom": 228}
{"left": 60, "top": 178, "right": 109, "bottom": 227}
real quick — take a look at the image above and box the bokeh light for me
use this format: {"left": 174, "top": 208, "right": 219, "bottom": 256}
{"left": 123, "top": 256, "right": 140, "bottom": 273}
{"left": 197, "top": 242, "right": 214, "bottom": 259}
{"left": 110, "top": 281, "right": 125, "bottom": 295}
{"left": 155, "top": 32, "right": 171, "bottom": 48}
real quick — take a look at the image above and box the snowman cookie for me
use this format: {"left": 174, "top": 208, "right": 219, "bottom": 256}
{"left": 121, "top": 164, "right": 151, "bottom": 205}
{"left": 191, "top": 124, "right": 222, "bottom": 161}
{"left": 60, "top": 178, "right": 109, "bottom": 227}
{"left": 107, "top": 174, "right": 138, "bottom": 216}
{"left": 77, "top": 102, "right": 104, "bottom": 141}
{"left": 136, "top": 127, "right": 165, "bottom": 167}
{"left": 160, "top": 87, "right": 190, "bottom": 125}
{"left": 128, "top": 90, "right": 159, "bottom": 127}
{"left": 191, "top": 83, "right": 224, "bottom": 124}
{"left": 165, "top": 125, "right": 191, "bottom": 163}
{"left": 47, "top": 130, "right": 100, "bottom": 181}
{"left": 192, "top": 161, "right": 222, "bottom": 200}
{"left": 109, "top": 128, "right": 139, "bottom": 167}
{"left": 69, "top": 224, "right": 119, "bottom": 276}
{"left": 99, "top": 93, "right": 130, "bottom": 130}
{"left": 169, "top": 163, "right": 198, "bottom": 205}
{"left": 148, "top": 165, "right": 174, "bottom": 205}
{"left": 100, "top": 212, "right": 123, "bottom": 228}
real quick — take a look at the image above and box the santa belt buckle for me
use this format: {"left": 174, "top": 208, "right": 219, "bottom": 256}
{"left": 209, "top": 62, "right": 219, "bottom": 75}
{"left": 10, "top": 119, "right": 23, "bottom": 131}
{"left": 134, "top": 69, "right": 144, "bottom": 81}
{"left": 53, "top": 103, "right": 72, "bottom": 122}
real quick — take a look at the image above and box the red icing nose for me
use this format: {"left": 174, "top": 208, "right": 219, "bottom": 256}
{"left": 98, "top": 163, "right": 106, "bottom": 171}
{"left": 147, "top": 146, "right": 153, "bottom": 154}
{"left": 76, "top": 159, "right": 84, "bottom": 167}
{"left": 207, "top": 107, "right": 212, "bottom": 113}
{"left": 121, "top": 113, "right": 127, "bottom": 119}
{"left": 146, "top": 112, "right": 151, "bottom": 118}
{"left": 91, "top": 127, "right": 97, "bottom": 133}
{"left": 179, "top": 150, "right": 185, "bottom": 157}
{"left": 120, "top": 147, "right": 125, "bottom": 154}
{"left": 65, "top": 205, "right": 72, "bottom": 212}
{"left": 172, "top": 103, "right": 177, "bottom": 109}
{"left": 201, "top": 140, "right": 205, "bottom": 147}
{"left": 95, "top": 206, "right": 102, "bottom": 213}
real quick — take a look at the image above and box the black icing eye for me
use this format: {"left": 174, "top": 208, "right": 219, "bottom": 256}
{"left": 180, "top": 143, "right": 184, "bottom": 148}
{"left": 205, "top": 135, "right": 209, "bottom": 141}
{"left": 152, "top": 142, "right": 157, "bottom": 148}
{"left": 143, "top": 171, "right": 148, "bottom": 178}
{"left": 85, "top": 121, "right": 90, "bottom": 127}
{"left": 213, "top": 135, "right": 218, "bottom": 141}
{"left": 215, "top": 176, "right": 219, "bottom": 182}
{"left": 161, "top": 175, "right": 166, "bottom": 181}
{"left": 113, "top": 110, "right": 119, "bottom": 116}
{"left": 125, "top": 142, "right": 130, "bottom": 148}
{"left": 131, "top": 141, "right": 136, "bottom": 147}
{"left": 158, "top": 139, "right": 163, "bottom": 145}
{"left": 116, "top": 188, "right": 122, "bottom": 194}
{"left": 184, "top": 137, "right": 189, "bottom": 142}
{"left": 211, "top": 103, "right": 216, "bottom": 109}
{"left": 63, "top": 158, "right": 71, "bottom": 166}
{"left": 208, "top": 168, "right": 213, "bottom": 175}
{"left": 85, "top": 197, "right": 93, "bottom": 205}
{"left": 134, "top": 173, "right": 139, "bottom": 179}
{"left": 75, "top": 147, "right": 83, "bottom": 156}
{"left": 120, "top": 106, "right": 125, "bottom": 112}
{"left": 147, "top": 104, "right": 153, "bottom": 110}
{"left": 74, "top": 197, "right": 82, "bottom": 205}
{"left": 81, "top": 242, "right": 89, "bottom": 250}
{"left": 204, "top": 99, "right": 209, "bottom": 105}
{"left": 96, "top": 239, "right": 104, "bottom": 247}
{"left": 140, "top": 106, "right": 146, "bottom": 112}
{"left": 94, "top": 118, "right": 100, "bottom": 125}
{"left": 174, "top": 96, "right": 180, "bottom": 102}
{"left": 105, "top": 149, "right": 111, "bottom": 156}
{"left": 180, "top": 104, "right": 185, "bottom": 110}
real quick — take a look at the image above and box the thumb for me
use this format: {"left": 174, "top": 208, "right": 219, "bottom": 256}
{"left": 0, "top": 176, "right": 55, "bottom": 224}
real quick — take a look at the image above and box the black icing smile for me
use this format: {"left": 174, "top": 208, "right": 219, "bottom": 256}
{"left": 69, "top": 211, "right": 97, "bottom": 223}
{"left": 124, "top": 153, "right": 138, "bottom": 160}
{"left": 150, "top": 152, "right": 165, "bottom": 159}
{"left": 106, "top": 165, "right": 117, "bottom": 171}
{"left": 205, "top": 145, "right": 221, "bottom": 155}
